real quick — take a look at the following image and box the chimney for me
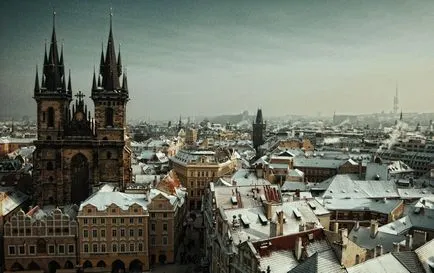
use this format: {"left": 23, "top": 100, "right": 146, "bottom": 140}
{"left": 393, "top": 242, "right": 400, "bottom": 252}
{"left": 376, "top": 245, "right": 383, "bottom": 256}
{"left": 294, "top": 237, "right": 303, "bottom": 260}
{"left": 299, "top": 223, "right": 305, "bottom": 232}
{"left": 358, "top": 160, "right": 363, "bottom": 179}
{"left": 264, "top": 202, "right": 272, "bottom": 220}
{"left": 372, "top": 247, "right": 377, "bottom": 258}
{"left": 277, "top": 211, "right": 284, "bottom": 236}
{"left": 270, "top": 221, "right": 277, "bottom": 238}
{"left": 370, "top": 220, "right": 378, "bottom": 238}
{"left": 405, "top": 234, "right": 413, "bottom": 250}
{"left": 334, "top": 222, "right": 339, "bottom": 233}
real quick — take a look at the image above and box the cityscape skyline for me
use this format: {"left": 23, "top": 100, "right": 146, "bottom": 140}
{"left": 2, "top": 0, "right": 434, "bottom": 120}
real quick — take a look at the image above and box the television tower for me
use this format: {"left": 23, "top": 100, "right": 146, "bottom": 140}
{"left": 393, "top": 83, "right": 399, "bottom": 114}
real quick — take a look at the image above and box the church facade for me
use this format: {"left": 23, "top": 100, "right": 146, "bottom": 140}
{"left": 32, "top": 13, "right": 132, "bottom": 206}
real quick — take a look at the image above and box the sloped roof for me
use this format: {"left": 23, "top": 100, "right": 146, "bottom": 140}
{"left": 391, "top": 251, "right": 425, "bottom": 273}
{"left": 349, "top": 226, "right": 406, "bottom": 252}
{"left": 0, "top": 187, "right": 29, "bottom": 216}
{"left": 414, "top": 239, "right": 434, "bottom": 273}
{"left": 347, "top": 253, "right": 410, "bottom": 273}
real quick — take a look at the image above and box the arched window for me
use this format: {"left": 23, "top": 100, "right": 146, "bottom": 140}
{"left": 47, "top": 107, "right": 55, "bottom": 127}
{"left": 47, "top": 162, "right": 54, "bottom": 170}
{"left": 105, "top": 107, "right": 114, "bottom": 127}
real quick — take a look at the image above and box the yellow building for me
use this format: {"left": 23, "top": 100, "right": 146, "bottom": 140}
{"left": 170, "top": 148, "right": 238, "bottom": 210}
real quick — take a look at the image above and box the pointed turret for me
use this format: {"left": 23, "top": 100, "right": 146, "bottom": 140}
{"left": 99, "top": 42, "right": 104, "bottom": 75}
{"left": 122, "top": 70, "right": 128, "bottom": 91}
{"left": 101, "top": 10, "right": 121, "bottom": 91}
{"left": 117, "top": 44, "right": 122, "bottom": 77}
{"left": 255, "top": 109, "right": 263, "bottom": 124}
{"left": 92, "top": 68, "right": 97, "bottom": 91}
{"left": 34, "top": 66, "right": 40, "bottom": 93}
{"left": 67, "top": 69, "right": 72, "bottom": 92}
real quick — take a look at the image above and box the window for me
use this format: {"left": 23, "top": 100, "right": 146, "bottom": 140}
{"left": 112, "top": 218, "right": 116, "bottom": 224}
{"left": 151, "top": 236, "right": 156, "bottom": 246}
{"left": 92, "top": 244, "right": 98, "bottom": 253}
{"left": 163, "top": 213, "right": 167, "bottom": 218}
{"left": 112, "top": 243, "right": 117, "bottom": 252}
{"left": 84, "top": 244, "right": 89, "bottom": 253}
{"left": 138, "top": 243, "right": 143, "bottom": 252}
{"left": 138, "top": 218, "right": 143, "bottom": 224}
{"left": 151, "top": 223, "right": 155, "bottom": 231}
{"left": 42, "top": 112, "right": 46, "bottom": 122}
{"left": 129, "top": 243, "right": 135, "bottom": 252}
{"left": 83, "top": 230, "right": 88, "bottom": 238}
{"left": 49, "top": 245, "right": 55, "bottom": 254}
{"left": 105, "top": 107, "right": 114, "bottom": 127}
{"left": 18, "top": 245, "right": 25, "bottom": 255}
{"left": 129, "top": 229, "right": 134, "bottom": 237}
{"left": 151, "top": 213, "right": 155, "bottom": 218}
{"left": 58, "top": 245, "right": 65, "bottom": 254}
{"left": 84, "top": 218, "right": 88, "bottom": 224}
{"left": 68, "top": 245, "right": 74, "bottom": 254}
{"left": 8, "top": 246, "right": 16, "bottom": 255}
{"left": 92, "top": 218, "right": 97, "bottom": 224}
{"left": 129, "top": 218, "right": 134, "bottom": 224}
{"left": 47, "top": 107, "right": 54, "bottom": 127}
{"left": 120, "top": 229, "right": 125, "bottom": 237}
{"left": 29, "top": 245, "right": 36, "bottom": 255}
{"left": 92, "top": 229, "right": 97, "bottom": 238}
{"left": 47, "top": 161, "right": 54, "bottom": 170}
{"left": 112, "top": 229, "right": 117, "bottom": 237}
{"left": 163, "top": 223, "right": 168, "bottom": 232}
{"left": 107, "top": 151, "right": 112, "bottom": 159}
{"left": 120, "top": 244, "right": 126, "bottom": 252}
{"left": 138, "top": 229, "right": 143, "bottom": 237}
{"left": 87, "top": 209, "right": 92, "bottom": 213}
{"left": 162, "top": 236, "right": 168, "bottom": 245}
{"left": 120, "top": 218, "right": 125, "bottom": 224}
{"left": 101, "top": 229, "right": 106, "bottom": 238}
{"left": 101, "top": 218, "right": 105, "bottom": 224}
{"left": 101, "top": 244, "right": 106, "bottom": 253}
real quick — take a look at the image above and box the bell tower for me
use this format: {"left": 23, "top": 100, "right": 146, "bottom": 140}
{"left": 34, "top": 12, "right": 72, "bottom": 141}
{"left": 91, "top": 11, "right": 131, "bottom": 186}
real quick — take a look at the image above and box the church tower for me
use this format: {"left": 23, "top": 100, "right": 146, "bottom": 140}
{"left": 91, "top": 12, "right": 132, "bottom": 186}
{"left": 252, "top": 109, "right": 266, "bottom": 155}
{"left": 34, "top": 12, "right": 72, "bottom": 141}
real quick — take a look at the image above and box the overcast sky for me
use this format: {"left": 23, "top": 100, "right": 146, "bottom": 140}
{"left": 1, "top": 0, "right": 434, "bottom": 121}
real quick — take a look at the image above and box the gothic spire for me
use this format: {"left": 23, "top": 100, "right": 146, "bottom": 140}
{"left": 43, "top": 11, "right": 64, "bottom": 92}
{"left": 117, "top": 43, "right": 122, "bottom": 77}
{"left": 255, "top": 108, "right": 263, "bottom": 124}
{"left": 101, "top": 9, "right": 121, "bottom": 91}
{"left": 122, "top": 68, "right": 128, "bottom": 91}
{"left": 99, "top": 42, "right": 104, "bottom": 75}
{"left": 67, "top": 69, "right": 72, "bottom": 92}
{"left": 34, "top": 65, "right": 40, "bottom": 93}
{"left": 92, "top": 67, "right": 97, "bottom": 91}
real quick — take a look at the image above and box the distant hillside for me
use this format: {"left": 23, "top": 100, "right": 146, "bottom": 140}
{"left": 209, "top": 111, "right": 252, "bottom": 125}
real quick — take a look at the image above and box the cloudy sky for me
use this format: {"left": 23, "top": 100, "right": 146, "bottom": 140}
{"left": 1, "top": 0, "right": 434, "bottom": 121}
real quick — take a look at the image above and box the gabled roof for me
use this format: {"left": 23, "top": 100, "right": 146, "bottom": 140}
{"left": 391, "top": 252, "right": 425, "bottom": 273}
{"left": 347, "top": 253, "right": 411, "bottom": 273}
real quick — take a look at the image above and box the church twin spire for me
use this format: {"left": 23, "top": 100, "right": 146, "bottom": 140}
{"left": 34, "top": 11, "right": 71, "bottom": 97}
{"left": 92, "top": 11, "right": 129, "bottom": 97}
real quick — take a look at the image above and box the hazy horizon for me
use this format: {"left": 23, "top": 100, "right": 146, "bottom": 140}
{"left": 1, "top": 0, "right": 434, "bottom": 121}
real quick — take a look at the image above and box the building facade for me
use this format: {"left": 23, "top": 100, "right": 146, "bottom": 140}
{"left": 3, "top": 207, "right": 78, "bottom": 273}
{"left": 32, "top": 13, "right": 131, "bottom": 207}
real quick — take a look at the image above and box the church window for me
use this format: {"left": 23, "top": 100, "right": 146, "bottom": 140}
{"left": 46, "top": 162, "right": 54, "bottom": 170}
{"left": 105, "top": 107, "right": 114, "bottom": 127}
{"left": 107, "top": 151, "right": 112, "bottom": 159}
{"left": 47, "top": 107, "right": 55, "bottom": 127}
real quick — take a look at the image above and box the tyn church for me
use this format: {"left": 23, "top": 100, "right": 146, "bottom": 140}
{"left": 33, "top": 13, "right": 132, "bottom": 206}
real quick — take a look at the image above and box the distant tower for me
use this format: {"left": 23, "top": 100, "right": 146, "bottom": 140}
{"left": 400, "top": 110, "right": 403, "bottom": 121}
{"left": 252, "top": 109, "right": 266, "bottom": 155}
{"left": 393, "top": 83, "right": 399, "bottom": 115}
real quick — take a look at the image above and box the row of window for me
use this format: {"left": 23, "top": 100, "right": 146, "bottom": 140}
{"left": 83, "top": 242, "right": 144, "bottom": 253}
{"left": 8, "top": 244, "right": 74, "bottom": 256}
{"left": 83, "top": 228, "right": 144, "bottom": 238}
{"left": 189, "top": 171, "right": 215, "bottom": 177}
{"left": 83, "top": 217, "right": 143, "bottom": 225}
{"left": 150, "top": 222, "right": 168, "bottom": 232}
{"left": 8, "top": 227, "right": 72, "bottom": 236}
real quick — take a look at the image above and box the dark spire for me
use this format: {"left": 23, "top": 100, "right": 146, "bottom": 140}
{"left": 34, "top": 65, "right": 40, "bottom": 93}
{"left": 117, "top": 43, "right": 122, "bottom": 77}
{"left": 92, "top": 67, "right": 97, "bottom": 91}
{"left": 255, "top": 109, "right": 263, "bottom": 124}
{"left": 99, "top": 42, "right": 104, "bottom": 75}
{"left": 67, "top": 69, "right": 72, "bottom": 92}
{"left": 43, "top": 40, "right": 48, "bottom": 66}
{"left": 101, "top": 9, "right": 121, "bottom": 91}
{"left": 42, "top": 11, "right": 64, "bottom": 92}
{"left": 122, "top": 68, "right": 128, "bottom": 91}
{"left": 400, "top": 110, "right": 403, "bottom": 121}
